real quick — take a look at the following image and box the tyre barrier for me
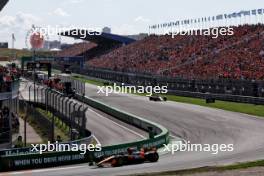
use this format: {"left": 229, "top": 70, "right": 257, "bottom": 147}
{"left": 0, "top": 94, "right": 169, "bottom": 172}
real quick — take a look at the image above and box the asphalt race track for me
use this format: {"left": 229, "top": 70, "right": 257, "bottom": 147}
{"left": 3, "top": 81, "right": 264, "bottom": 176}
{"left": 18, "top": 80, "right": 146, "bottom": 146}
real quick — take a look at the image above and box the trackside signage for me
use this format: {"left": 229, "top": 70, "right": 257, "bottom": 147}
{"left": 0, "top": 152, "right": 86, "bottom": 170}
{"left": 0, "top": 137, "right": 94, "bottom": 157}
{"left": 0, "top": 148, "right": 36, "bottom": 157}
{"left": 94, "top": 137, "right": 167, "bottom": 157}
{"left": 0, "top": 135, "right": 168, "bottom": 171}
{"left": 12, "top": 154, "right": 84, "bottom": 167}
{"left": 0, "top": 94, "right": 169, "bottom": 171}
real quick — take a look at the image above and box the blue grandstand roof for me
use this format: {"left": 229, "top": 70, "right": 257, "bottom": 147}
{"left": 60, "top": 29, "right": 136, "bottom": 45}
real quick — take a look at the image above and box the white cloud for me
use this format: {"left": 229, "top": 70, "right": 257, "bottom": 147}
{"left": 0, "top": 15, "right": 16, "bottom": 27}
{"left": 61, "top": 0, "right": 84, "bottom": 5}
{"left": 16, "top": 12, "right": 40, "bottom": 27}
{"left": 134, "top": 16, "right": 150, "bottom": 23}
{"left": 68, "top": 0, "right": 84, "bottom": 4}
{"left": 0, "top": 12, "right": 40, "bottom": 30}
{"left": 0, "top": 12, "right": 41, "bottom": 48}
{"left": 50, "top": 8, "right": 70, "bottom": 17}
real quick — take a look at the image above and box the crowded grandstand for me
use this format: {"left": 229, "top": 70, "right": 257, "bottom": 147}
{"left": 86, "top": 24, "right": 264, "bottom": 80}
{"left": 55, "top": 24, "right": 264, "bottom": 81}
{"left": 0, "top": 64, "right": 20, "bottom": 147}
{"left": 0, "top": 64, "right": 21, "bottom": 92}
{"left": 2, "top": 1, "right": 264, "bottom": 174}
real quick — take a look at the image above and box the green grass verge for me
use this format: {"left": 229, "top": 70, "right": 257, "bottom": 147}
{"left": 71, "top": 75, "right": 264, "bottom": 118}
{"left": 166, "top": 95, "right": 264, "bottom": 117}
{"left": 127, "top": 160, "right": 264, "bottom": 176}
{"left": 19, "top": 108, "right": 70, "bottom": 144}
{"left": 72, "top": 75, "right": 104, "bottom": 86}
{"left": 37, "top": 108, "right": 70, "bottom": 142}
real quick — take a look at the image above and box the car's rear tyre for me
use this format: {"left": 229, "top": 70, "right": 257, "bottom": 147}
{"left": 111, "top": 158, "right": 124, "bottom": 167}
{"left": 147, "top": 152, "right": 159, "bottom": 162}
{"left": 111, "top": 158, "right": 117, "bottom": 167}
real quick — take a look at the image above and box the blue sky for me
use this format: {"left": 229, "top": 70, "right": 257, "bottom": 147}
{"left": 0, "top": 0, "right": 262, "bottom": 48}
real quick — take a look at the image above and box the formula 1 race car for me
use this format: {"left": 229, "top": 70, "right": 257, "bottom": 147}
{"left": 147, "top": 94, "right": 167, "bottom": 102}
{"left": 43, "top": 78, "right": 75, "bottom": 97}
{"left": 95, "top": 148, "right": 159, "bottom": 167}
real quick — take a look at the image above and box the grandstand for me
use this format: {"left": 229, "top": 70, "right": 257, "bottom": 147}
{"left": 88, "top": 24, "right": 264, "bottom": 80}
{"left": 60, "top": 29, "right": 135, "bottom": 45}
{"left": 55, "top": 29, "right": 136, "bottom": 69}
{"left": 0, "top": 0, "right": 20, "bottom": 149}
{"left": 0, "top": 64, "right": 20, "bottom": 149}
{"left": 56, "top": 11, "right": 264, "bottom": 81}
{"left": 56, "top": 42, "right": 97, "bottom": 58}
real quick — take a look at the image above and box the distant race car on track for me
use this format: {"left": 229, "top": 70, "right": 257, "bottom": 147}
{"left": 147, "top": 94, "right": 167, "bottom": 102}
{"left": 95, "top": 148, "right": 159, "bottom": 167}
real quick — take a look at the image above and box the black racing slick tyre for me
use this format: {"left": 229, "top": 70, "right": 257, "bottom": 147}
{"left": 147, "top": 152, "right": 159, "bottom": 162}
{"left": 111, "top": 157, "right": 124, "bottom": 167}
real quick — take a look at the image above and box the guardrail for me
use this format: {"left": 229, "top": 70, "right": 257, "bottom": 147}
{"left": 72, "top": 73, "right": 264, "bottom": 105}
{"left": 55, "top": 65, "right": 264, "bottom": 97}
{"left": 75, "top": 94, "right": 169, "bottom": 157}
{"left": 0, "top": 90, "right": 169, "bottom": 172}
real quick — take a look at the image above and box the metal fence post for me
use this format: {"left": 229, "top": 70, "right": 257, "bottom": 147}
{"left": 51, "top": 92, "right": 55, "bottom": 142}
{"left": 82, "top": 107, "right": 88, "bottom": 137}
{"left": 58, "top": 95, "right": 62, "bottom": 113}
{"left": 28, "top": 85, "right": 32, "bottom": 102}
{"left": 54, "top": 93, "right": 60, "bottom": 112}
{"left": 65, "top": 98, "right": 70, "bottom": 118}
{"left": 45, "top": 89, "right": 49, "bottom": 112}
{"left": 36, "top": 86, "right": 39, "bottom": 103}
{"left": 77, "top": 105, "right": 82, "bottom": 126}
{"left": 73, "top": 102, "right": 78, "bottom": 126}
{"left": 68, "top": 101, "right": 74, "bottom": 140}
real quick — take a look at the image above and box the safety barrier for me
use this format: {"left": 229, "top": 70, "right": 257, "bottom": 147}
{"left": 75, "top": 94, "right": 169, "bottom": 156}
{"left": 54, "top": 65, "right": 264, "bottom": 97}
{"left": 72, "top": 73, "right": 264, "bottom": 105}
{"left": 0, "top": 92, "right": 169, "bottom": 172}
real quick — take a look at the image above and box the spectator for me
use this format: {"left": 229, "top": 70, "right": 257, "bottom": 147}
{"left": 88, "top": 24, "right": 264, "bottom": 80}
{"left": 14, "top": 136, "right": 23, "bottom": 148}
{"left": 0, "top": 64, "right": 21, "bottom": 92}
